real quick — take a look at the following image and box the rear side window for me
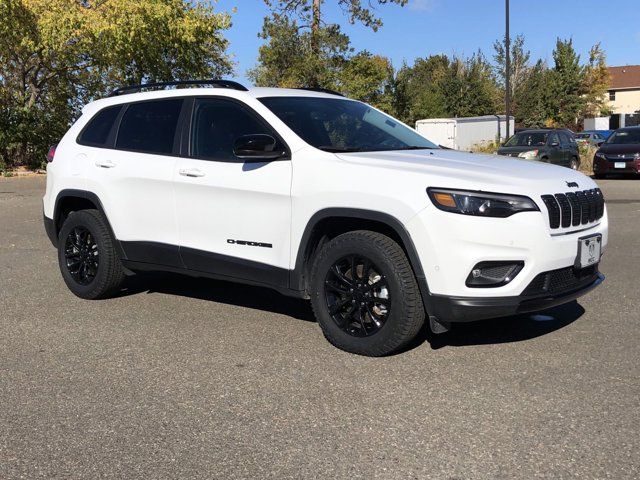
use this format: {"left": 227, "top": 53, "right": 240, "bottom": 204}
{"left": 77, "top": 105, "right": 121, "bottom": 147}
{"left": 116, "top": 99, "right": 183, "bottom": 155}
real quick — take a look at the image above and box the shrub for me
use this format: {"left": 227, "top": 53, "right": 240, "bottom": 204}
{"left": 578, "top": 144, "right": 597, "bottom": 175}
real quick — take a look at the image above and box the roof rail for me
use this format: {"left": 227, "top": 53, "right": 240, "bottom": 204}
{"left": 108, "top": 79, "right": 248, "bottom": 97}
{"left": 296, "top": 87, "right": 344, "bottom": 97}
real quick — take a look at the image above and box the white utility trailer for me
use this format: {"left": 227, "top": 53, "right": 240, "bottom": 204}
{"left": 415, "top": 115, "right": 514, "bottom": 150}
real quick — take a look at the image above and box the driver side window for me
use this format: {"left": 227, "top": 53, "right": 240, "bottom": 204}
{"left": 548, "top": 133, "right": 560, "bottom": 146}
{"left": 190, "top": 98, "right": 284, "bottom": 161}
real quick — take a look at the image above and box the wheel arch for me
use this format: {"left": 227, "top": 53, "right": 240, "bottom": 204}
{"left": 290, "top": 208, "right": 430, "bottom": 305}
{"left": 52, "top": 189, "right": 125, "bottom": 258}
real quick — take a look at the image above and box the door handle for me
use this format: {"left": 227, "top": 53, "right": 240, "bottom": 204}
{"left": 179, "top": 168, "right": 205, "bottom": 178}
{"left": 95, "top": 160, "right": 116, "bottom": 169}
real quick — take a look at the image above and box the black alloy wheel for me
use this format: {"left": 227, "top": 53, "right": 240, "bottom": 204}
{"left": 324, "top": 254, "right": 390, "bottom": 337}
{"left": 309, "top": 230, "right": 425, "bottom": 356}
{"left": 57, "top": 209, "right": 126, "bottom": 299}
{"left": 64, "top": 226, "right": 99, "bottom": 285}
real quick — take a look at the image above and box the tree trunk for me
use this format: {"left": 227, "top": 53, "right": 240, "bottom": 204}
{"left": 312, "top": 0, "right": 321, "bottom": 36}
{"left": 310, "top": 0, "right": 321, "bottom": 86}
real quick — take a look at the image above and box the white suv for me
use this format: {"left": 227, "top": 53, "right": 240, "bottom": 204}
{"left": 43, "top": 80, "right": 608, "bottom": 356}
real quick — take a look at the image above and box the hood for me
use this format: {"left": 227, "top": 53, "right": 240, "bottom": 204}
{"left": 597, "top": 143, "right": 640, "bottom": 155}
{"left": 335, "top": 148, "right": 594, "bottom": 194}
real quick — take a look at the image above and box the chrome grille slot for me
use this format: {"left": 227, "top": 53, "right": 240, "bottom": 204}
{"left": 541, "top": 195, "right": 560, "bottom": 229}
{"left": 565, "top": 192, "right": 581, "bottom": 226}
{"left": 554, "top": 194, "right": 572, "bottom": 228}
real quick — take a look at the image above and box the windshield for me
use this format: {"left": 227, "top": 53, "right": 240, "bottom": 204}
{"left": 505, "top": 132, "right": 549, "bottom": 147}
{"left": 258, "top": 96, "right": 438, "bottom": 152}
{"left": 606, "top": 129, "right": 640, "bottom": 145}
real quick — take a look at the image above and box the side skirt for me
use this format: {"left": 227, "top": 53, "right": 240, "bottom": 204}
{"left": 119, "top": 241, "right": 305, "bottom": 299}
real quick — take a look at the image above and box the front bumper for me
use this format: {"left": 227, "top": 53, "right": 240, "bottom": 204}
{"left": 426, "top": 269, "right": 603, "bottom": 324}
{"left": 593, "top": 156, "right": 640, "bottom": 174}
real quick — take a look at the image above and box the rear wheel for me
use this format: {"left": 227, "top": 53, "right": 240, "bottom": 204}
{"left": 58, "top": 209, "right": 125, "bottom": 299}
{"left": 309, "top": 230, "right": 425, "bottom": 356}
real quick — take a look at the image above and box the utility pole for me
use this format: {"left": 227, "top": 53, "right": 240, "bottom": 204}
{"left": 505, "top": 0, "right": 511, "bottom": 139}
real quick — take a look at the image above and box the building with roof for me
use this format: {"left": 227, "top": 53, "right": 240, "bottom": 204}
{"left": 607, "top": 65, "right": 640, "bottom": 128}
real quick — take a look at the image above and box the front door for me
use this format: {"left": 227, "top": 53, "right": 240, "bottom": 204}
{"left": 173, "top": 97, "right": 292, "bottom": 288}
{"left": 546, "top": 132, "right": 563, "bottom": 165}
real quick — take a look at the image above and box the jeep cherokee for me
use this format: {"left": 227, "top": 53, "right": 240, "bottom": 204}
{"left": 43, "top": 80, "right": 607, "bottom": 356}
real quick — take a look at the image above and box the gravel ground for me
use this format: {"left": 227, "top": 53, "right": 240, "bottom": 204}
{"left": 0, "top": 175, "right": 638, "bottom": 479}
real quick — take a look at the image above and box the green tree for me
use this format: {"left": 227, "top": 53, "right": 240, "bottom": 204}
{"left": 264, "top": 0, "right": 408, "bottom": 32}
{"left": 254, "top": 0, "right": 406, "bottom": 89}
{"left": 442, "top": 52, "right": 501, "bottom": 118}
{"left": 394, "top": 55, "right": 450, "bottom": 125}
{"left": 550, "top": 38, "right": 585, "bottom": 128}
{"left": 0, "top": 0, "right": 233, "bottom": 169}
{"left": 248, "top": 13, "right": 350, "bottom": 89}
{"left": 581, "top": 43, "right": 611, "bottom": 118}
{"left": 516, "top": 60, "right": 555, "bottom": 128}
{"left": 395, "top": 52, "right": 500, "bottom": 126}
{"left": 493, "top": 34, "right": 531, "bottom": 121}
{"left": 338, "top": 51, "right": 395, "bottom": 111}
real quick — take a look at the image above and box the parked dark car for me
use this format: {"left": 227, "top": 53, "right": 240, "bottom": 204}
{"left": 593, "top": 127, "right": 640, "bottom": 178}
{"left": 497, "top": 129, "right": 580, "bottom": 169}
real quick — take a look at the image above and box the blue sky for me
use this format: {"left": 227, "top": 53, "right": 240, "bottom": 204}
{"left": 222, "top": 0, "right": 640, "bottom": 86}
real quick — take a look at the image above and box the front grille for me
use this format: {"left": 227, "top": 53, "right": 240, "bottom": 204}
{"left": 522, "top": 265, "right": 599, "bottom": 297}
{"left": 541, "top": 189, "right": 605, "bottom": 229}
{"left": 605, "top": 154, "right": 637, "bottom": 161}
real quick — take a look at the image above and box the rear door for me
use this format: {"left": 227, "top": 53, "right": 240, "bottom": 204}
{"left": 172, "top": 97, "right": 292, "bottom": 287}
{"left": 84, "top": 98, "right": 184, "bottom": 266}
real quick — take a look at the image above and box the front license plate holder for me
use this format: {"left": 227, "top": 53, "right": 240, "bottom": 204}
{"left": 575, "top": 234, "right": 602, "bottom": 269}
{"left": 614, "top": 162, "right": 626, "bottom": 169}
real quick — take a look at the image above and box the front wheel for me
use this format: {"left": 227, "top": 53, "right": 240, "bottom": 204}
{"left": 309, "top": 231, "right": 425, "bottom": 356}
{"left": 57, "top": 209, "right": 126, "bottom": 299}
{"left": 569, "top": 157, "right": 580, "bottom": 170}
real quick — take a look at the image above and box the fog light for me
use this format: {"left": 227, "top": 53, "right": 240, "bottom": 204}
{"left": 466, "top": 261, "right": 524, "bottom": 288}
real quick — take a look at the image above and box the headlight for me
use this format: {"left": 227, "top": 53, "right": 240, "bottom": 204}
{"left": 594, "top": 152, "right": 607, "bottom": 160}
{"left": 517, "top": 149, "right": 539, "bottom": 159}
{"left": 427, "top": 188, "right": 540, "bottom": 218}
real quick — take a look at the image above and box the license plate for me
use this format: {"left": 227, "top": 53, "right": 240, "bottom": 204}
{"left": 576, "top": 234, "right": 602, "bottom": 269}
{"left": 614, "top": 162, "right": 626, "bottom": 168}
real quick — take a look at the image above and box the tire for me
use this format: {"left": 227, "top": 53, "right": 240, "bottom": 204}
{"left": 569, "top": 157, "right": 580, "bottom": 170}
{"left": 309, "top": 230, "right": 425, "bottom": 356}
{"left": 57, "top": 209, "right": 125, "bottom": 299}
{"left": 593, "top": 173, "right": 606, "bottom": 180}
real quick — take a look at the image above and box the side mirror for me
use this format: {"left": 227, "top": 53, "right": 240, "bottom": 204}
{"left": 233, "top": 134, "right": 285, "bottom": 161}
{"left": 550, "top": 141, "right": 559, "bottom": 147}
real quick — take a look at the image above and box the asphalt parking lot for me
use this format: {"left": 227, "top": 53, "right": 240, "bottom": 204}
{"left": 1, "top": 175, "right": 639, "bottom": 479}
